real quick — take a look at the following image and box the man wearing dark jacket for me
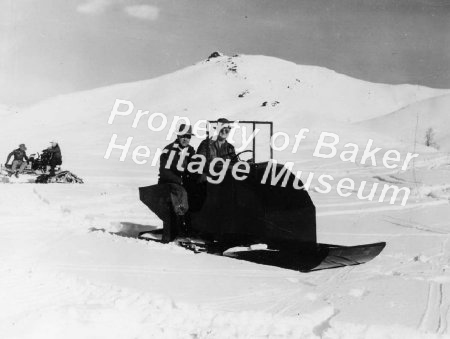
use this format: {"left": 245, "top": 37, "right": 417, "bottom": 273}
{"left": 197, "top": 118, "right": 237, "bottom": 164}
{"left": 45, "top": 141, "right": 62, "bottom": 176}
{"left": 158, "top": 124, "right": 195, "bottom": 242}
{"left": 196, "top": 118, "right": 237, "bottom": 181}
{"left": 5, "top": 144, "right": 29, "bottom": 178}
{"left": 159, "top": 125, "right": 195, "bottom": 185}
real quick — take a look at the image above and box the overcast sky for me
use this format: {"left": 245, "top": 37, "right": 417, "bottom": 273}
{"left": 1, "top": 0, "right": 449, "bottom": 106}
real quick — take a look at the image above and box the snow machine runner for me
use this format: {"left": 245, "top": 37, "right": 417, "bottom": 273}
{"left": 139, "top": 121, "right": 385, "bottom": 272}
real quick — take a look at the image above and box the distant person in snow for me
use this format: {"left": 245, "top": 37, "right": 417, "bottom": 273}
{"left": 158, "top": 124, "right": 195, "bottom": 242}
{"left": 5, "top": 143, "right": 29, "bottom": 178}
{"left": 44, "top": 141, "right": 62, "bottom": 176}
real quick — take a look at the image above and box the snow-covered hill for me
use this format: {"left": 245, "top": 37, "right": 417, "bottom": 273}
{"left": 1, "top": 54, "right": 448, "bottom": 177}
{"left": 358, "top": 93, "right": 450, "bottom": 152}
{"left": 18, "top": 54, "right": 448, "bottom": 124}
{"left": 1, "top": 54, "right": 450, "bottom": 339}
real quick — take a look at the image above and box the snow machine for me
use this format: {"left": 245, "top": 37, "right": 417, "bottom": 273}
{"left": 139, "top": 121, "right": 385, "bottom": 272}
{"left": 0, "top": 151, "right": 83, "bottom": 184}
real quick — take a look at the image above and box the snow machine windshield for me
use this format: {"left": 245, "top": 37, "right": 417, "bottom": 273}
{"left": 208, "top": 120, "right": 273, "bottom": 163}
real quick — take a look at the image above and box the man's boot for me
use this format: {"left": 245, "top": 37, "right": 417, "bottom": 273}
{"left": 178, "top": 214, "right": 192, "bottom": 238}
{"left": 162, "top": 208, "right": 177, "bottom": 243}
{"left": 14, "top": 171, "right": 19, "bottom": 178}
{"left": 161, "top": 220, "right": 172, "bottom": 243}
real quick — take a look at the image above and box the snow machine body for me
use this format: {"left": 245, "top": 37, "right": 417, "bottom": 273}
{"left": 185, "top": 162, "right": 317, "bottom": 250}
{"left": 139, "top": 121, "right": 385, "bottom": 271}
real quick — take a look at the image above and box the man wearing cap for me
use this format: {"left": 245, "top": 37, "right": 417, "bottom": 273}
{"left": 45, "top": 141, "right": 62, "bottom": 176}
{"left": 159, "top": 124, "right": 195, "bottom": 185}
{"left": 158, "top": 124, "right": 196, "bottom": 242}
{"left": 197, "top": 117, "right": 237, "bottom": 164}
{"left": 5, "top": 144, "right": 29, "bottom": 178}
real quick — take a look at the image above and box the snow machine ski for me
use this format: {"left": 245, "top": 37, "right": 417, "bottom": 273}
{"left": 139, "top": 121, "right": 385, "bottom": 272}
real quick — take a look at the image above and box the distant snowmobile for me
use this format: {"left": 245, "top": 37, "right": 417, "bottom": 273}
{"left": 1, "top": 150, "right": 83, "bottom": 184}
{"left": 139, "top": 121, "right": 385, "bottom": 272}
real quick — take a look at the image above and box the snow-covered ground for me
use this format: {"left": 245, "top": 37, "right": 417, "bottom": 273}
{"left": 1, "top": 54, "right": 449, "bottom": 338}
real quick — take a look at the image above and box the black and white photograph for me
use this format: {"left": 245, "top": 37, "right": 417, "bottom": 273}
{"left": 1, "top": 0, "right": 449, "bottom": 338}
